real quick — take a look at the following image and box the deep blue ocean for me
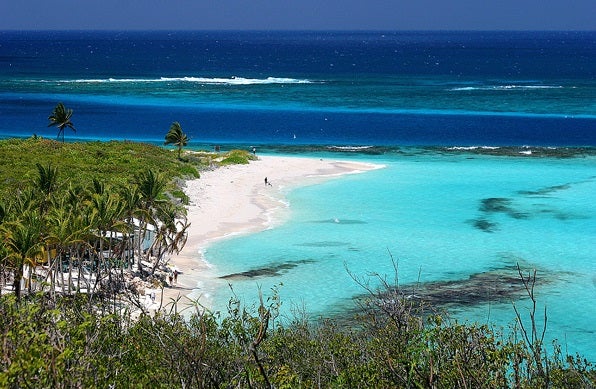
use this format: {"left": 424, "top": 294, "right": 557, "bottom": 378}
{"left": 0, "top": 30, "right": 595, "bottom": 145}
{"left": 1, "top": 31, "right": 595, "bottom": 361}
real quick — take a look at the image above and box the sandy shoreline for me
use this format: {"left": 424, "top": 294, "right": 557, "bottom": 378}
{"left": 159, "top": 155, "right": 383, "bottom": 308}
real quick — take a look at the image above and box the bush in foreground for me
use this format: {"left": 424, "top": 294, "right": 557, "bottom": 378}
{"left": 0, "top": 290, "right": 594, "bottom": 388}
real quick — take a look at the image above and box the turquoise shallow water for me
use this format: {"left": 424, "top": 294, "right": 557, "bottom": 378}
{"left": 201, "top": 152, "right": 596, "bottom": 361}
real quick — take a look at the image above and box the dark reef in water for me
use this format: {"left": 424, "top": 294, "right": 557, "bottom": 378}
{"left": 518, "top": 184, "right": 572, "bottom": 196}
{"left": 468, "top": 176, "right": 594, "bottom": 233}
{"left": 400, "top": 267, "right": 544, "bottom": 308}
{"left": 469, "top": 218, "right": 499, "bottom": 233}
{"left": 198, "top": 143, "right": 596, "bottom": 159}
{"left": 468, "top": 197, "right": 528, "bottom": 233}
{"left": 432, "top": 146, "right": 596, "bottom": 158}
{"left": 343, "top": 261, "right": 563, "bottom": 322}
{"left": 220, "top": 259, "right": 316, "bottom": 280}
{"left": 479, "top": 197, "right": 529, "bottom": 219}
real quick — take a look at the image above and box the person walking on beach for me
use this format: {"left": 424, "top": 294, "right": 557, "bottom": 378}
{"left": 264, "top": 177, "right": 268, "bottom": 185}
{"left": 173, "top": 269, "right": 179, "bottom": 285}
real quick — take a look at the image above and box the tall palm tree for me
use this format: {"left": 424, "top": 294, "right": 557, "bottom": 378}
{"left": 164, "top": 121, "right": 188, "bottom": 160}
{"left": 87, "top": 191, "right": 125, "bottom": 295}
{"left": 119, "top": 185, "right": 144, "bottom": 270}
{"left": 34, "top": 163, "right": 59, "bottom": 213}
{"left": 48, "top": 102, "right": 76, "bottom": 142}
{"left": 46, "top": 205, "right": 91, "bottom": 295}
{"left": 148, "top": 202, "right": 189, "bottom": 274}
{"left": 0, "top": 199, "right": 12, "bottom": 294}
{"left": 136, "top": 169, "right": 167, "bottom": 211}
{"left": 35, "top": 163, "right": 59, "bottom": 196}
{"left": 135, "top": 169, "right": 167, "bottom": 272}
{"left": 0, "top": 210, "right": 45, "bottom": 301}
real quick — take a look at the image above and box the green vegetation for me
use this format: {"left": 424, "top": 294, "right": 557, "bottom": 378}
{"left": 220, "top": 149, "right": 258, "bottom": 165}
{"left": 0, "top": 284, "right": 593, "bottom": 388}
{"left": 0, "top": 137, "right": 202, "bottom": 202}
{"left": 0, "top": 138, "right": 254, "bottom": 302}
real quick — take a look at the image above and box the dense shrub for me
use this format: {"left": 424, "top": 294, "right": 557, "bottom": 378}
{"left": 0, "top": 291, "right": 593, "bottom": 388}
{"left": 219, "top": 149, "right": 257, "bottom": 165}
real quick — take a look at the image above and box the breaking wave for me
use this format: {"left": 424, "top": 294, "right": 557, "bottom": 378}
{"left": 326, "top": 145, "right": 375, "bottom": 151}
{"left": 447, "top": 146, "right": 501, "bottom": 150}
{"left": 450, "top": 85, "right": 564, "bottom": 91}
{"left": 33, "top": 76, "right": 313, "bottom": 85}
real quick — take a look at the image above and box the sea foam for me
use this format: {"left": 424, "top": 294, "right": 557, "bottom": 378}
{"left": 450, "top": 85, "right": 564, "bottom": 91}
{"left": 34, "top": 76, "right": 313, "bottom": 85}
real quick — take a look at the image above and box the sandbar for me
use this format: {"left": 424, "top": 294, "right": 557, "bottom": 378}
{"left": 159, "top": 155, "right": 383, "bottom": 309}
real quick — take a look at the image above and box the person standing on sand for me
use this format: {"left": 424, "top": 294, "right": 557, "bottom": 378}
{"left": 264, "top": 177, "right": 268, "bottom": 185}
{"left": 173, "top": 269, "right": 179, "bottom": 285}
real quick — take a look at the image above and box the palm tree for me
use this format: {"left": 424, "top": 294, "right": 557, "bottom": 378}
{"left": 148, "top": 202, "right": 189, "bottom": 274}
{"left": 0, "top": 199, "right": 12, "bottom": 294}
{"left": 35, "top": 163, "right": 59, "bottom": 196}
{"left": 136, "top": 169, "right": 167, "bottom": 211}
{"left": 164, "top": 121, "right": 188, "bottom": 160}
{"left": 48, "top": 102, "right": 76, "bottom": 142}
{"left": 34, "top": 163, "right": 59, "bottom": 213}
{"left": 135, "top": 169, "right": 168, "bottom": 272}
{"left": 119, "top": 185, "right": 144, "bottom": 270}
{"left": 45, "top": 205, "right": 91, "bottom": 295}
{"left": 0, "top": 210, "right": 45, "bottom": 301}
{"left": 87, "top": 191, "right": 125, "bottom": 295}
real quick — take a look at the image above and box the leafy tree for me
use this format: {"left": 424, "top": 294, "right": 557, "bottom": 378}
{"left": 134, "top": 169, "right": 168, "bottom": 271}
{"left": 45, "top": 205, "right": 91, "bottom": 295}
{"left": 34, "top": 163, "right": 59, "bottom": 213}
{"left": 87, "top": 191, "right": 126, "bottom": 297}
{"left": 148, "top": 202, "right": 189, "bottom": 274}
{"left": 118, "top": 185, "right": 144, "bottom": 270}
{"left": 164, "top": 121, "right": 188, "bottom": 160}
{"left": 136, "top": 169, "right": 167, "bottom": 210}
{"left": 48, "top": 102, "right": 76, "bottom": 142}
{"left": 0, "top": 211, "right": 45, "bottom": 301}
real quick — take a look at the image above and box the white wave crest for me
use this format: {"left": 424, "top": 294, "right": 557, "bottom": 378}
{"left": 447, "top": 146, "right": 500, "bottom": 150}
{"left": 36, "top": 76, "right": 312, "bottom": 85}
{"left": 450, "top": 85, "right": 563, "bottom": 91}
{"left": 327, "top": 145, "right": 374, "bottom": 151}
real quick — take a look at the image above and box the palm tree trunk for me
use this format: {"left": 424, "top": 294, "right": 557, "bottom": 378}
{"left": 67, "top": 248, "right": 74, "bottom": 294}
{"left": 107, "top": 232, "right": 113, "bottom": 296}
{"left": 137, "top": 221, "right": 147, "bottom": 273}
{"left": 96, "top": 236, "right": 105, "bottom": 294}
{"left": 59, "top": 254, "right": 66, "bottom": 294}
{"left": 76, "top": 246, "right": 82, "bottom": 293}
{"left": 13, "top": 260, "right": 24, "bottom": 301}
{"left": 26, "top": 263, "right": 34, "bottom": 294}
{"left": 43, "top": 251, "right": 59, "bottom": 299}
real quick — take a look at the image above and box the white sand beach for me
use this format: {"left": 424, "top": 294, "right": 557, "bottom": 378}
{"left": 159, "top": 155, "right": 382, "bottom": 307}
